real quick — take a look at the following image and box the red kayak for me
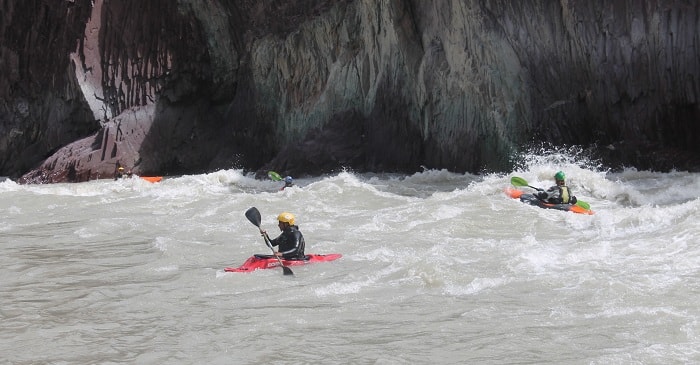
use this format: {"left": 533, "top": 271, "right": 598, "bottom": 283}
{"left": 505, "top": 186, "right": 594, "bottom": 215}
{"left": 225, "top": 253, "right": 342, "bottom": 273}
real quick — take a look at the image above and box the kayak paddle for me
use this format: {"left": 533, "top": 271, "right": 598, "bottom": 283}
{"left": 510, "top": 176, "right": 541, "bottom": 191}
{"left": 244, "top": 207, "right": 294, "bottom": 276}
{"left": 267, "top": 171, "right": 283, "bottom": 181}
{"left": 510, "top": 176, "right": 591, "bottom": 210}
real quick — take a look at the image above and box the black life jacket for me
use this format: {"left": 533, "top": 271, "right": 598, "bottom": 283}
{"left": 276, "top": 226, "right": 305, "bottom": 259}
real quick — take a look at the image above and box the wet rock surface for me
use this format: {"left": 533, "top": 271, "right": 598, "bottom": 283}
{"left": 1, "top": 1, "right": 699, "bottom": 183}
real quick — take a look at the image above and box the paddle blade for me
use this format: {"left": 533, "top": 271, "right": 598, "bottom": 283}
{"left": 575, "top": 200, "right": 591, "bottom": 210}
{"left": 268, "top": 171, "right": 282, "bottom": 181}
{"left": 282, "top": 266, "right": 294, "bottom": 275}
{"left": 511, "top": 176, "right": 528, "bottom": 187}
{"left": 245, "top": 207, "right": 262, "bottom": 227}
{"left": 511, "top": 176, "right": 541, "bottom": 191}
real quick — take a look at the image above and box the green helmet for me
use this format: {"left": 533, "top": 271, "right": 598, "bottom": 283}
{"left": 554, "top": 171, "right": 566, "bottom": 181}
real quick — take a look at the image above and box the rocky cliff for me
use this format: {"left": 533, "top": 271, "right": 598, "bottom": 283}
{"left": 0, "top": 0, "right": 98, "bottom": 180}
{"left": 2, "top": 0, "right": 698, "bottom": 183}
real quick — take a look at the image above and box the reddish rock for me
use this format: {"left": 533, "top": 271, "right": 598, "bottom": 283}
{"left": 19, "top": 106, "right": 156, "bottom": 183}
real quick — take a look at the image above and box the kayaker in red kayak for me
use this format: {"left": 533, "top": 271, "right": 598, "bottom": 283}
{"left": 534, "top": 171, "right": 578, "bottom": 205}
{"left": 261, "top": 212, "right": 306, "bottom": 260}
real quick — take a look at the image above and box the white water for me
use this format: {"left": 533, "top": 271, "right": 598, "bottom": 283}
{"left": 2, "top": 155, "right": 700, "bottom": 364}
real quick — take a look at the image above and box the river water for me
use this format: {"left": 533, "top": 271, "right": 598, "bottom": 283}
{"left": 2, "top": 155, "right": 699, "bottom": 364}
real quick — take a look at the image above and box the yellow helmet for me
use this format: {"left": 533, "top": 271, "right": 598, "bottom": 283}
{"left": 277, "top": 212, "right": 295, "bottom": 225}
{"left": 118, "top": 167, "right": 124, "bottom": 171}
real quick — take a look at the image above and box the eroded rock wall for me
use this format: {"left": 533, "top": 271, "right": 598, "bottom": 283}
{"left": 246, "top": 0, "right": 700, "bottom": 174}
{"left": 2, "top": 0, "right": 699, "bottom": 183}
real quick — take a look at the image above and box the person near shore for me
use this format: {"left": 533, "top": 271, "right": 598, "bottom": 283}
{"left": 535, "top": 171, "right": 578, "bottom": 205}
{"left": 114, "top": 163, "right": 133, "bottom": 180}
{"left": 261, "top": 212, "right": 306, "bottom": 260}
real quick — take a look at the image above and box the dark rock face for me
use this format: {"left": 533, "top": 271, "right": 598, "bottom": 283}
{"left": 1, "top": 1, "right": 699, "bottom": 183}
{"left": 0, "top": 0, "right": 99, "bottom": 179}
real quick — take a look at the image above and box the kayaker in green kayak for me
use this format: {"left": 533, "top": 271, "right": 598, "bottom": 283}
{"left": 281, "top": 176, "right": 295, "bottom": 190}
{"left": 261, "top": 212, "right": 306, "bottom": 260}
{"left": 534, "top": 171, "right": 578, "bottom": 205}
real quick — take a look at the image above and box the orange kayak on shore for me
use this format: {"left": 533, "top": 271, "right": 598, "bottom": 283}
{"left": 140, "top": 176, "right": 163, "bottom": 183}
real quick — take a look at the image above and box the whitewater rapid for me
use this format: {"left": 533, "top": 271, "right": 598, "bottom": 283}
{"left": 1, "top": 158, "right": 699, "bottom": 364}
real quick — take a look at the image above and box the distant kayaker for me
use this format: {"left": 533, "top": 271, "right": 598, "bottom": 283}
{"left": 281, "top": 176, "right": 294, "bottom": 190}
{"left": 535, "top": 171, "right": 578, "bottom": 205}
{"left": 114, "top": 166, "right": 126, "bottom": 180}
{"left": 114, "top": 162, "right": 133, "bottom": 180}
{"left": 261, "top": 212, "right": 306, "bottom": 260}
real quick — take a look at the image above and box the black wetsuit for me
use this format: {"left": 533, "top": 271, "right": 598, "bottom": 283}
{"left": 269, "top": 225, "right": 306, "bottom": 260}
